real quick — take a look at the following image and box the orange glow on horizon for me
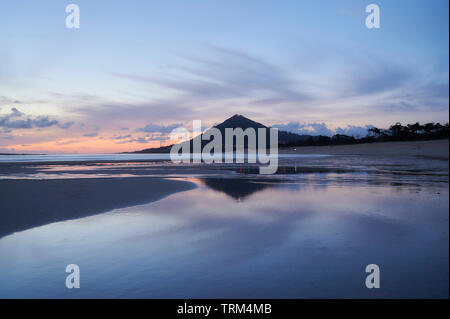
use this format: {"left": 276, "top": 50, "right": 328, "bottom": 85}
{"left": 6, "top": 137, "right": 176, "bottom": 154}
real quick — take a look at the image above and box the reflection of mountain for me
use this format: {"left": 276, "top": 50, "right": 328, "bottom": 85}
{"left": 202, "top": 178, "right": 272, "bottom": 200}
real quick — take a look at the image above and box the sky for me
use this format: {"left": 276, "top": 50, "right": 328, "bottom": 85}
{"left": 0, "top": 0, "right": 448, "bottom": 153}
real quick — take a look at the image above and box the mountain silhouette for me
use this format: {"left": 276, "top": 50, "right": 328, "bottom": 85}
{"left": 213, "top": 114, "right": 309, "bottom": 144}
{"left": 198, "top": 114, "right": 273, "bottom": 150}
{"left": 128, "top": 115, "right": 450, "bottom": 154}
{"left": 215, "top": 114, "right": 266, "bottom": 130}
{"left": 133, "top": 114, "right": 308, "bottom": 153}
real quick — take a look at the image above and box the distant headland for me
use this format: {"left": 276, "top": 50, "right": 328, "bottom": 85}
{"left": 128, "top": 114, "right": 449, "bottom": 154}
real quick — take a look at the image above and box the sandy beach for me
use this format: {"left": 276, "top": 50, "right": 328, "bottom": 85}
{"left": 0, "top": 139, "right": 448, "bottom": 239}
{"left": 0, "top": 178, "right": 195, "bottom": 238}
{"left": 0, "top": 139, "right": 448, "bottom": 298}
{"left": 280, "top": 139, "right": 449, "bottom": 159}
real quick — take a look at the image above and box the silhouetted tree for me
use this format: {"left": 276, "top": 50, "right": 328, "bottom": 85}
{"left": 368, "top": 127, "right": 379, "bottom": 136}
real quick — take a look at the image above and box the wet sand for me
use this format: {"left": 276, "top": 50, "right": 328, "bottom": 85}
{"left": 1, "top": 172, "right": 447, "bottom": 298}
{"left": 281, "top": 139, "right": 449, "bottom": 159}
{"left": 0, "top": 140, "right": 448, "bottom": 298}
{"left": 0, "top": 178, "right": 195, "bottom": 238}
{"left": 0, "top": 139, "right": 448, "bottom": 239}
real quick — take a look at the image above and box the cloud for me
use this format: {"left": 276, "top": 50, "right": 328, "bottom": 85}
{"left": 115, "top": 137, "right": 149, "bottom": 144}
{"left": 374, "top": 101, "right": 419, "bottom": 113}
{"left": 335, "top": 125, "right": 374, "bottom": 138}
{"left": 58, "top": 121, "right": 75, "bottom": 129}
{"left": 2, "top": 44, "right": 442, "bottom": 152}
{"left": 115, "top": 139, "right": 135, "bottom": 144}
{"left": 66, "top": 46, "right": 447, "bottom": 135}
{"left": 0, "top": 96, "right": 21, "bottom": 106}
{"left": 83, "top": 132, "right": 98, "bottom": 137}
{"left": 114, "top": 132, "right": 170, "bottom": 145}
{"left": 273, "top": 122, "right": 374, "bottom": 138}
{"left": 136, "top": 123, "right": 183, "bottom": 133}
{"left": 32, "top": 117, "right": 59, "bottom": 128}
{"left": 0, "top": 108, "right": 72, "bottom": 130}
{"left": 55, "top": 140, "right": 79, "bottom": 145}
{"left": 73, "top": 100, "right": 197, "bottom": 127}
{"left": 351, "top": 61, "right": 412, "bottom": 96}
{"left": 273, "top": 122, "right": 334, "bottom": 136}
{"left": 375, "top": 80, "right": 450, "bottom": 113}
{"left": 112, "top": 46, "right": 312, "bottom": 105}
{"left": 135, "top": 137, "right": 148, "bottom": 144}
{"left": 111, "top": 134, "right": 132, "bottom": 140}
{"left": 145, "top": 133, "right": 171, "bottom": 141}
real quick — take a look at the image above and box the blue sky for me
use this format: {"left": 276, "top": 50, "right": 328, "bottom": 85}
{"left": 0, "top": 0, "right": 448, "bottom": 152}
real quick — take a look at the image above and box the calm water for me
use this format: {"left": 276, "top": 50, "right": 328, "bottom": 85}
{"left": 0, "top": 153, "right": 327, "bottom": 163}
{"left": 0, "top": 167, "right": 448, "bottom": 298}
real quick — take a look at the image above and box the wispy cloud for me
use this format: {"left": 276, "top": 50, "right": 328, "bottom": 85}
{"left": 136, "top": 123, "right": 183, "bottom": 133}
{"left": 0, "top": 107, "right": 72, "bottom": 130}
{"left": 115, "top": 137, "right": 149, "bottom": 144}
{"left": 111, "top": 134, "right": 132, "bottom": 140}
{"left": 0, "top": 96, "right": 21, "bottom": 106}
{"left": 112, "top": 46, "right": 312, "bottom": 105}
{"left": 350, "top": 60, "right": 413, "bottom": 96}
{"left": 83, "top": 132, "right": 98, "bottom": 137}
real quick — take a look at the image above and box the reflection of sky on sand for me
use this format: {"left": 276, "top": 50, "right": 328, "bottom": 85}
{"left": 1, "top": 155, "right": 448, "bottom": 188}
{"left": 0, "top": 177, "right": 447, "bottom": 298}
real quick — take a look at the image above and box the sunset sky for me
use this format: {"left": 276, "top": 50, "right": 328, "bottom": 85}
{"left": 0, "top": 0, "right": 448, "bottom": 153}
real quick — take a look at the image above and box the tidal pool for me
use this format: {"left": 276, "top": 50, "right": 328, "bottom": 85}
{"left": 0, "top": 173, "right": 448, "bottom": 298}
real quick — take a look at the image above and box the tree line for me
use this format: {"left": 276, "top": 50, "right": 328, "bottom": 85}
{"left": 280, "top": 122, "right": 449, "bottom": 147}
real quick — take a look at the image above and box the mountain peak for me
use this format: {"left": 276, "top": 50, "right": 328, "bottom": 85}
{"left": 132, "top": 114, "right": 306, "bottom": 153}
{"left": 215, "top": 114, "right": 267, "bottom": 130}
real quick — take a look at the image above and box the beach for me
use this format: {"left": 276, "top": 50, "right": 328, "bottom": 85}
{"left": 0, "top": 178, "right": 196, "bottom": 239}
{"left": 1, "top": 0, "right": 448, "bottom": 303}
{"left": 0, "top": 139, "right": 448, "bottom": 240}
{"left": 281, "top": 139, "right": 449, "bottom": 159}
{"left": 0, "top": 139, "right": 448, "bottom": 298}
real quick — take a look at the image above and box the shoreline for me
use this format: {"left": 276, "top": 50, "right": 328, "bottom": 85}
{"left": 0, "top": 140, "right": 447, "bottom": 164}
{"left": 280, "top": 139, "right": 449, "bottom": 159}
{"left": 0, "top": 139, "right": 447, "bottom": 238}
{"left": 0, "top": 177, "right": 196, "bottom": 239}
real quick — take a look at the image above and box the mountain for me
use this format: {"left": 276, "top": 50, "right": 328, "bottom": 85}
{"left": 215, "top": 114, "right": 266, "bottom": 131}
{"left": 214, "top": 114, "right": 317, "bottom": 145}
{"left": 130, "top": 116, "right": 450, "bottom": 154}
{"left": 132, "top": 114, "right": 317, "bottom": 153}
